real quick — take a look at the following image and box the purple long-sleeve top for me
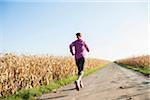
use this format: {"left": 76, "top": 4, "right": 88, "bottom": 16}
{"left": 69, "top": 39, "right": 89, "bottom": 59}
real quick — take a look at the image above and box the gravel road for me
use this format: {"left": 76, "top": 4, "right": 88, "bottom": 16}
{"left": 37, "top": 63, "right": 150, "bottom": 100}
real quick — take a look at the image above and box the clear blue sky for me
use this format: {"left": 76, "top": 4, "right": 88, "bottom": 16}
{"left": 0, "top": 0, "right": 149, "bottom": 60}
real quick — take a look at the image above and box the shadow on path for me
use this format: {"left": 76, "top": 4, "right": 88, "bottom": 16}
{"left": 61, "top": 87, "right": 76, "bottom": 92}
{"left": 38, "top": 95, "right": 68, "bottom": 100}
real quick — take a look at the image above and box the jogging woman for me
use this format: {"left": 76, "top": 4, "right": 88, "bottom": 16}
{"left": 69, "top": 33, "right": 89, "bottom": 91}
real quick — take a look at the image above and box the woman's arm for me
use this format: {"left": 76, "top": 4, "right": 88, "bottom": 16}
{"left": 69, "top": 42, "right": 75, "bottom": 55}
{"left": 84, "top": 42, "right": 90, "bottom": 52}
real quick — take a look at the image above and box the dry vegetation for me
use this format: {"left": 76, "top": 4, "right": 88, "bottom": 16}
{"left": 0, "top": 53, "right": 108, "bottom": 97}
{"left": 116, "top": 55, "right": 150, "bottom": 69}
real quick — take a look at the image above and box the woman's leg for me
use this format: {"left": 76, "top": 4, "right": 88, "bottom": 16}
{"left": 75, "top": 57, "right": 85, "bottom": 90}
{"left": 78, "top": 57, "right": 85, "bottom": 88}
{"left": 77, "top": 57, "right": 85, "bottom": 81}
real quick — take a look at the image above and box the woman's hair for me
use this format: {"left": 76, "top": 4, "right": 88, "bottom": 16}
{"left": 76, "top": 33, "right": 82, "bottom": 37}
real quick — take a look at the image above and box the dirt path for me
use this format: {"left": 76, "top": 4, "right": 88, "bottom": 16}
{"left": 36, "top": 63, "right": 150, "bottom": 100}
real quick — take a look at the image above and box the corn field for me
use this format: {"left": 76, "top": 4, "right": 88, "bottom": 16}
{"left": 0, "top": 53, "right": 108, "bottom": 97}
{"left": 116, "top": 55, "right": 150, "bottom": 69}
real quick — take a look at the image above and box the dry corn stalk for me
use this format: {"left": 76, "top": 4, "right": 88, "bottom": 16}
{"left": 116, "top": 55, "right": 150, "bottom": 69}
{"left": 0, "top": 53, "right": 108, "bottom": 97}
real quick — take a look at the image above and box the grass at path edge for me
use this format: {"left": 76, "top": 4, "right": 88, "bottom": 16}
{"left": 115, "top": 63, "right": 150, "bottom": 77}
